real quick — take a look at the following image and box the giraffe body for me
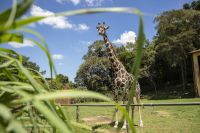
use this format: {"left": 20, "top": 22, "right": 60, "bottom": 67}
{"left": 96, "top": 22, "right": 143, "bottom": 128}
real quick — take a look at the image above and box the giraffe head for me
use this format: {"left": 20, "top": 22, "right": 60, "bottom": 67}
{"left": 96, "top": 22, "right": 109, "bottom": 37}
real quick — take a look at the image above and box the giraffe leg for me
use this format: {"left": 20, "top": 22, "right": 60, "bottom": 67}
{"left": 114, "top": 108, "right": 119, "bottom": 128}
{"left": 114, "top": 89, "right": 119, "bottom": 128}
{"left": 138, "top": 106, "right": 143, "bottom": 127}
{"left": 122, "top": 91, "right": 127, "bottom": 129}
{"left": 122, "top": 120, "right": 127, "bottom": 129}
{"left": 136, "top": 95, "right": 143, "bottom": 127}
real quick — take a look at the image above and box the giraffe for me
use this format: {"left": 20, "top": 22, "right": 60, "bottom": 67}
{"left": 96, "top": 22, "right": 143, "bottom": 129}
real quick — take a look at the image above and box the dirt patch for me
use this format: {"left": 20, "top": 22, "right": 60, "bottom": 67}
{"left": 154, "top": 111, "right": 170, "bottom": 117}
{"left": 82, "top": 115, "right": 112, "bottom": 125}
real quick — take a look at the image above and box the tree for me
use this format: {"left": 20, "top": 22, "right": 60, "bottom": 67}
{"left": 56, "top": 74, "right": 69, "bottom": 85}
{"left": 55, "top": 74, "right": 69, "bottom": 89}
{"left": 83, "top": 40, "right": 107, "bottom": 60}
{"left": 22, "top": 56, "right": 46, "bottom": 75}
{"left": 183, "top": 0, "right": 200, "bottom": 10}
{"left": 75, "top": 40, "right": 113, "bottom": 95}
{"left": 154, "top": 9, "right": 200, "bottom": 89}
{"left": 0, "top": 54, "right": 45, "bottom": 81}
{"left": 46, "top": 74, "right": 71, "bottom": 90}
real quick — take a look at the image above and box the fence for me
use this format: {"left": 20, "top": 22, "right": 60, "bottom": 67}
{"left": 62, "top": 102, "right": 200, "bottom": 122}
{"left": 18, "top": 102, "right": 200, "bottom": 132}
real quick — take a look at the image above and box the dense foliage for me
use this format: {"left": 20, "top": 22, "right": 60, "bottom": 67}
{"left": 154, "top": 5, "right": 200, "bottom": 90}
{"left": 75, "top": 41, "right": 113, "bottom": 95}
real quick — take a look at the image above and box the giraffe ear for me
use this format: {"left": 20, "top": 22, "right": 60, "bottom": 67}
{"left": 106, "top": 26, "right": 109, "bottom": 29}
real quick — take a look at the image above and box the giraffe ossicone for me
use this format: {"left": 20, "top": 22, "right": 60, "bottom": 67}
{"left": 96, "top": 22, "right": 143, "bottom": 129}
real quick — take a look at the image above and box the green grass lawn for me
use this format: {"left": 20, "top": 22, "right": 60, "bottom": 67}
{"left": 62, "top": 98, "right": 200, "bottom": 133}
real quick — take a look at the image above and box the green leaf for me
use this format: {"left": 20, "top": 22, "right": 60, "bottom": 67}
{"left": 116, "top": 103, "right": 135, "bottom": 133}
{"left": 0, "top": 60, "right": 14, "bottom": 68}
{"left": 18, "top": 90, "right": 111, "bottom": 103}
{"left": 0, "top": 0, "right": 33, "bottom": 26}
{"left": 4, "top": 0, "right": 17, "bottom": 28}
{"left": 0, "top": 48, "right": 23, "bottom": 62}
{"left": 125, "top": 9, "right": 145, "bottom": 132}
{"left": 17, "top": 27, "right": 56, "bottom": 79}
{"left": 33, "top": 101, "right": 72, "bottom": 133}
{"left": 1, "top": 16, "right": 45, "bottom": 31}
{"left": 15, "top": 59, "right": 44, "bottom": 93}
{"left": 2, "top": 7, "right": 143, "bottom": 32}
{"left": 127, "top": 9, "right": 145, "bottom": 106}
{"left": 0, "top": 32, "right": 23, "bottom": 44}
{"left": 0, "top": 104, "right": 27, "bottom": 133}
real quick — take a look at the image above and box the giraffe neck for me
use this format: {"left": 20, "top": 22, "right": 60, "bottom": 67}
{"left": 102, "top": 35, "right": 125, "bottom": 74}
{"left": 103, "top": 35, "right": 118, "bottom": 63}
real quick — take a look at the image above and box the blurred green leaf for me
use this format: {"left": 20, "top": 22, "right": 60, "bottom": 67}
{"left": 2, "top": 7, "right": 143, "bottom": 32}
{"left": 5, "top": 0, "right": 17, "bottom": 28}
{"left": 33, "top": 101, "right": 72, "bottom": 133}
{"left": 17, "top": 90, "right": 111, "bottom": 103}
{"left": 0, "top": 104, "right": 27, "bottom": 133}
{"left": 0, "top": 32, "right": 23, "bottom": 44}
{"left": 0, "top": 0, "right": 33, "bottom": 27}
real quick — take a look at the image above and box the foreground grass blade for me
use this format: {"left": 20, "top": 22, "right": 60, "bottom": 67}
{"left": 15, "top": 59, "right": 45, "bottom": 93}
{"left": 126, "top": 9, "right": 145, "bottom": 132}
{"left": 0, "top": 0, "right": 33, "bottom": 26}
{"left": 0, "top": 104, "right": 27, "bottom": 133}
{"left": 33, "top": 101, "right": 72, "bottom": 133}
{"left": 5, "top": 0, "right": 17, "bottom": 28}
{"left": 17, "top": 28, "right": 57, "bottom": 78}
{"left": 0, "top": 48, "right": 23, "bottom": 62}
{"left": 17, "top": 90, "right": 111, "bottom": 103}
{"left": 27, "top": 38, "right": 56, "bottom": 79}
{"left": 0, "top": 32, "right": 23, "bottom": 44}
{"left": 2, "top": 8, "right": 143, "bottom": 31}
{"left": 115, "top": 103, "right": 135, "bottom": 133}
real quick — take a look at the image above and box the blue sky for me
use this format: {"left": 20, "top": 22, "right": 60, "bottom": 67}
{"left": 1, "top": 0, "right": 193, "bottom": 81}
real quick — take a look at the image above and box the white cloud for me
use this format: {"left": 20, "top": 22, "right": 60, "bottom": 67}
{"left": 31, "top": 5, "right": 73, "bottom": 29}
{"left": 113, "top": 31, "right": 137, "bottom": 46}
{"left": 52, "top": 54, "right": 64, "bottom": 60}
{"left": 75, "top": 24, "right": 90, "bottom": 31}
{"left": 30, "top": 5, "right": 89, "bottom": 30}
{"left": 56, "top": 0, "right": 107, "bottom": 6}
{"left": 8, "top": 39, "right": 34, "bottom": 48}
{"left": 56, "top": 0, "right": 80, "bottom": 5}
{"left": 85, "top": 0, "right": 106, "bottom": 7}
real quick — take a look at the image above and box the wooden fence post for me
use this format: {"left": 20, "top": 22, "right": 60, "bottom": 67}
{"left": 76, "top": 105, "right": 80, "bottom": 122}
{"left": 131, "top": 106, "right": 134, "bottom": 121}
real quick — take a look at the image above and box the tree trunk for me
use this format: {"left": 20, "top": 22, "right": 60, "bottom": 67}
{"left": 180, "top": 61, "right": 186, "bottom": 90}
{"left": 183, "top": 58, "right": 187, "bottom": 88}
{"left": 149, "top": 76, "right": 158, "bottom": 98}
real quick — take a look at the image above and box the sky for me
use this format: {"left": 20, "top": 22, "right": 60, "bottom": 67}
{"left": 1, "top": 0, "right": 193, "bottom": 81}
